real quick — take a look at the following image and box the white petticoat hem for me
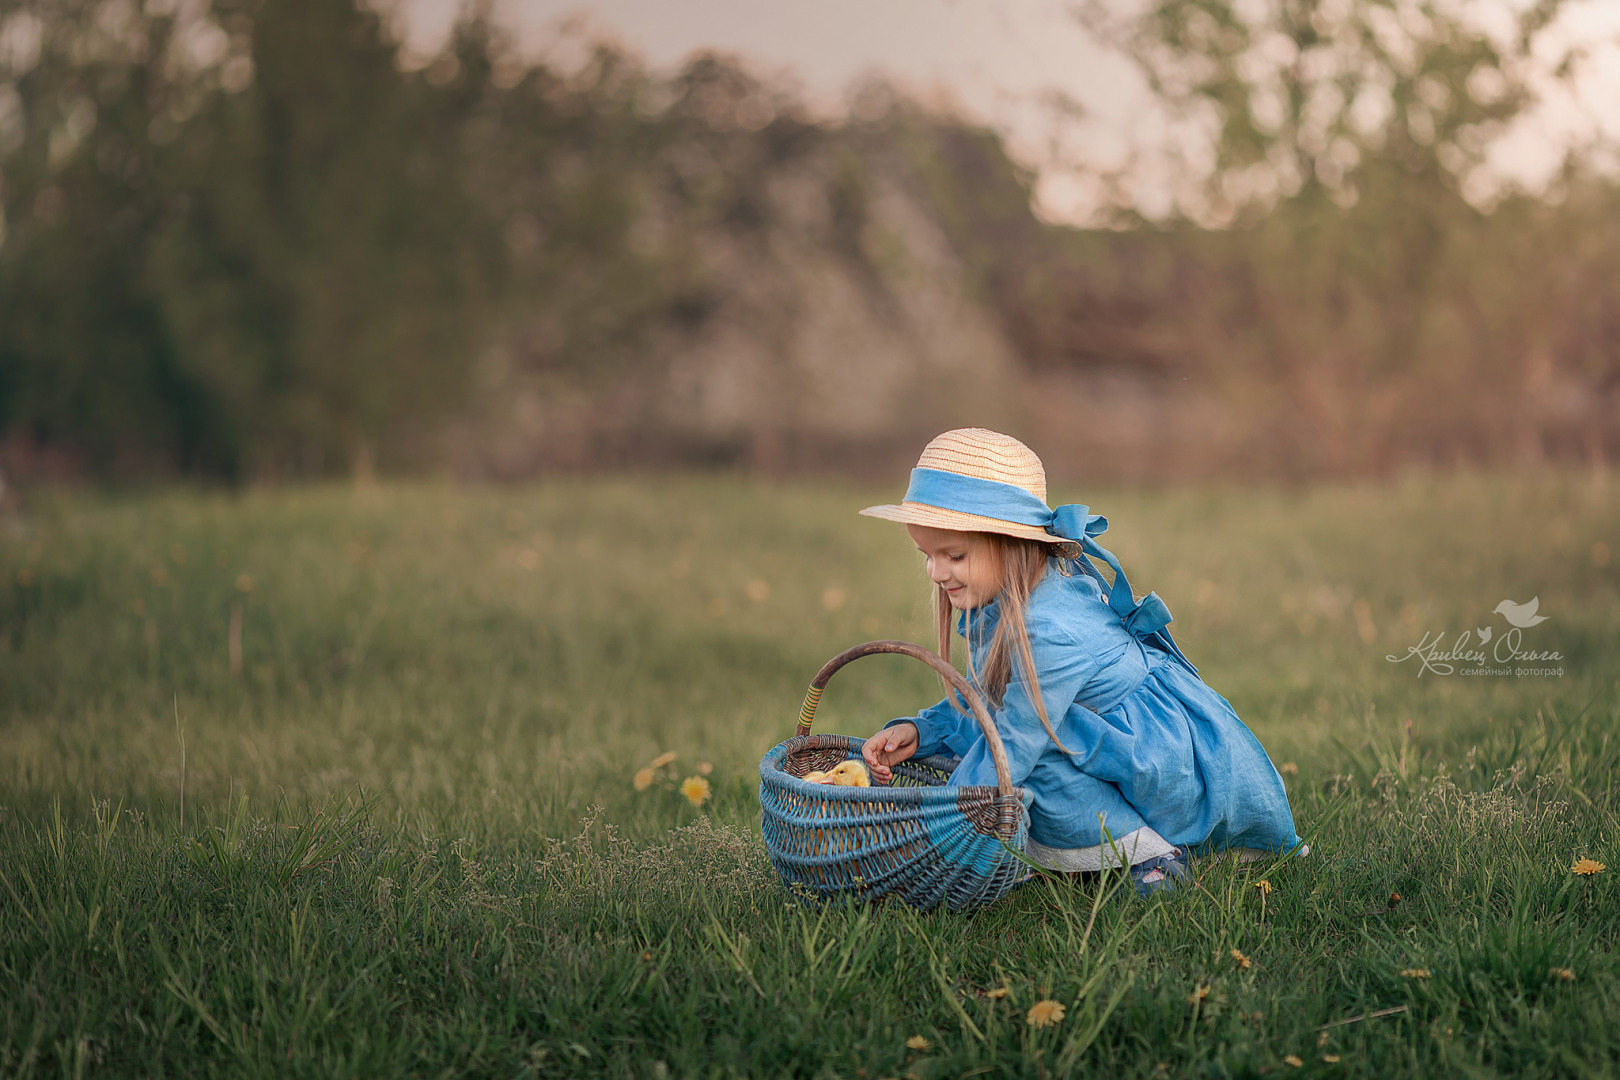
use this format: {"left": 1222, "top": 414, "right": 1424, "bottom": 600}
{"left": 1025, "top": 827, "right": 1176, "bottom": 872}
{"left": 1025, "top": 832, "right": 1311, "bottom": 871}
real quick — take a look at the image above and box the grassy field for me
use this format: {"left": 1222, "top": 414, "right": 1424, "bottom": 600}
{"left": 1, "top": 471, "right": 1617, "bottom": 1078}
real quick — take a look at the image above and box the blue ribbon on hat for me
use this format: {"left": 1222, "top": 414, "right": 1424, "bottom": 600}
{"left": 903, "top": 468, "right": 1198, "bottom": 674}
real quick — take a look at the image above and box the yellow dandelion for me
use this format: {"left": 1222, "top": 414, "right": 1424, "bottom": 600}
{"left": 648, "top": 751, "right": 678, "bottom": 769}
{"left": 680, "top": 776, "right": 711, "bottom": 807}
{"left": 1187, "top": 985, "right": 1210, "bottom": 1006}
{"left": 699, "top": 761, "right": 713, "bottom": 775}
{"left": 1571, "top": 857, "right": 1606, "bottom": 876}
{"left": 904, "top": 1035, "right": 930, "bottom": 1051}
{"left": 1231, "top": 948, "right": 1252, "bottom": 969}
{"left": 1400, "top": 968, "right": 1431, "bottom": 979}
{"left": 633, "top": 768, "right": 655, "bottom": 791}
{"left": 1323, "top": 1054, "right": 1341, "bottom": 1064}
{"left": 985, "top": 986, "right": 1010, "bottom": 1000}
{"left": 1026, "top": 999, "right": 1066, "bottom": 1028}
{"left": 1283, "top": 1055, "right": 1303, "bottom": 1067}
{"left": 1549, "top": 967, "right": 1576, "bottom": 982}
{"left": 1280, "top": 762, "right": 1299, "bottom": 775}
{"left": 1255, "top": 879, "right": 1272, "bottom": 896}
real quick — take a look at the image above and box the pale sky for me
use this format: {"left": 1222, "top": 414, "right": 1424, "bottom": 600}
{"left": 393, "top": 0, "right": 1620, "bottom": 223}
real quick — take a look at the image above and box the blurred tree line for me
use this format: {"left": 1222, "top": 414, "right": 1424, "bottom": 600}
{"left": 0, "top": 0, "right": 667, "bottom": 478}
{"left": 1045, "top": 0, "right": 1620, "bottom": 475}
{"left": 1, "top": 0, "right": 1616, "bottom": 482}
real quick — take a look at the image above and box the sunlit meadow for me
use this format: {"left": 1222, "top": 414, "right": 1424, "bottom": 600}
{"left": 1, "top": 471, "right": 1617, "bottom": 1077}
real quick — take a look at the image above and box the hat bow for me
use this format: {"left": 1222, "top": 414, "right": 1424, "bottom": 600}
{"left": 904, "top": 468, "right": 1198, "bottom": 674}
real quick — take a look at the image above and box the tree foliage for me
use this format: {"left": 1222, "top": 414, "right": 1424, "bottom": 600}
{"left": 1080, "top": 0, "right": 1574, "bottom": 220}
{"left": 1, "top": 0, "right": 1617, "bottom": 482}
{"left": 1052, "top": 0, "right": 1619, "bottom": 475}
{"left": 0, "top": 0, "right": 667, "bottom": 478}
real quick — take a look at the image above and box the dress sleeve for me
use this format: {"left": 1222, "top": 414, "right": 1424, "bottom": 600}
{"left": 948, "top": 618, "right": 1111, "bottom": 789}
{"left": 884, "top": 696, "right": 979, "bottom": 759}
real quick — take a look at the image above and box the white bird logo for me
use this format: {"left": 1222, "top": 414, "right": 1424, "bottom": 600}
{"left": 1493, "top": 597, "right": 1549, "bottom": 628}
{"left": 1474, "top": 626, "right": 1492, "bottom": 644}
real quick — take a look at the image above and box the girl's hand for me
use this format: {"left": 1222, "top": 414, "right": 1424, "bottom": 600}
{"left": 862, "top": 723, "right": 919, "bottom": 785}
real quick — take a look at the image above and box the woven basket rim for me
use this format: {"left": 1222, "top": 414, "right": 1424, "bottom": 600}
{"left": 758, "top": 734, "right": 1032, "bottom": 805}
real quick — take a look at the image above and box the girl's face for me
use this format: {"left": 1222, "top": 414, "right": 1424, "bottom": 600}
{"left": 906, "top": 524, "right": 1002, "bottom": 610}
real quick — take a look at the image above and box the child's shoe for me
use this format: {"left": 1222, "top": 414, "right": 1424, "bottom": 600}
{"left": 1130, "top": 849, "right": 1190, "bottom": 898}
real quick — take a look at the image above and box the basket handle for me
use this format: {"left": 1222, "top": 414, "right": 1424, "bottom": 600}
{"left": 795, "top": 639, "right": 1015, "bottom": 800}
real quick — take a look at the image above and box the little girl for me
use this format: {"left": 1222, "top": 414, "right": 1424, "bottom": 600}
{"left": 858, "top": 428, "right": 1302, "bottom": 894}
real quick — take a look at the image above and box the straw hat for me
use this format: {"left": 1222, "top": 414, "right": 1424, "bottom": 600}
{"left": 860, "top": 428, "right": 1063, "bottom": 544}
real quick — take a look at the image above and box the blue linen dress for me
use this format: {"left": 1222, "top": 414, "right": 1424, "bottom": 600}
{"left": 889, "top": 563, "right": 1302, "bottom": 855}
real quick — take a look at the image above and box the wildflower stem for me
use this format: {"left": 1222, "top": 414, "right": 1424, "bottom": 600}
{"left": 931, "top": 957, "right": 985, "bottom": 1042}
{"left": 1315, "top": 1005, "right": 1409, "bottom": 1031}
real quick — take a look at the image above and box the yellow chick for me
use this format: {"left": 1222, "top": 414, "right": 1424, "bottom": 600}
{"left": 802, "top": 770, "right": 830, "bottom": 783}
{"left": 825, "top": 761, "right": 871, "bottom": 787}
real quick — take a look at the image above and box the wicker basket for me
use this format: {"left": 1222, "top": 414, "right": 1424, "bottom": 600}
{"left": 758, "top": 640, "right": 1034, "bottom": 911}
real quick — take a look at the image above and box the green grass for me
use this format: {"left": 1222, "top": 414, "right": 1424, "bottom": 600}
{"left": 1, "top": 470, "right": 1617, "bottom": 1078}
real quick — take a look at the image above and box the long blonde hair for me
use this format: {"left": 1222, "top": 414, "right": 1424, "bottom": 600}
{"left": 936, "top": 533, "right": 1073, "bottom": 754}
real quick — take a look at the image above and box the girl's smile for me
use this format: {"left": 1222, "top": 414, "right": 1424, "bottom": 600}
{"left": 906, "top": 524, "right": 1000, "bottom": 610}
